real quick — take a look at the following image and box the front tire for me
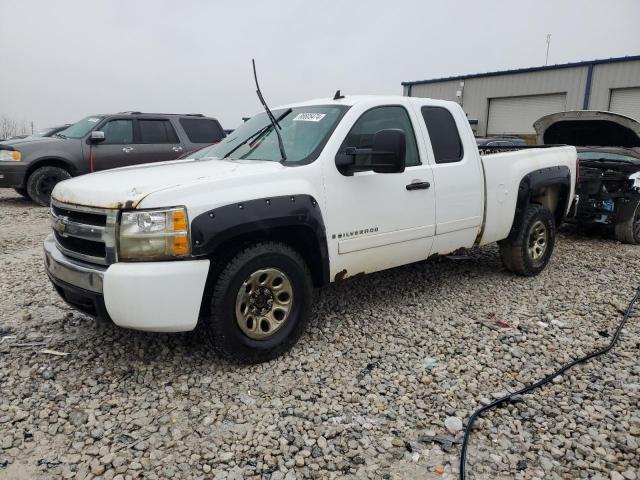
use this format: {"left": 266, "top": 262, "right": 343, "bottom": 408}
{"left": 26, "top": 166, "right": 71, "bottom": 206}
{"left": 614, "top": 199, "right": 640, "bottom": 244}
{"left": 204, "top": 242, "right": 313, "bottom": 363}
{"left": 499, "top": 203, "right": 556, "bottom": 276}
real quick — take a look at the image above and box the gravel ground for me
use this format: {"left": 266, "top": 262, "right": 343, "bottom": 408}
{"left": 0, "top": 188, "right": 639, "bottom": 480}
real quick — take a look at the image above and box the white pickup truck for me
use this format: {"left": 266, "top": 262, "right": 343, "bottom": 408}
{"left": 44, "top": 95, "right": 577, "bottom": 362}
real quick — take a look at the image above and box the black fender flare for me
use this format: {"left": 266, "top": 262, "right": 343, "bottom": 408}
{"left": 190, "top": 194, "right": 330, "bottom": 286}
{"left": 507, "top": 166, "right": 571, "bottom": 240}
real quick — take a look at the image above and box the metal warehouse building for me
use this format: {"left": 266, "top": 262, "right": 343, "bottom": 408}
{"left": 402, "top": 55, "right": 640, "bottom": 139}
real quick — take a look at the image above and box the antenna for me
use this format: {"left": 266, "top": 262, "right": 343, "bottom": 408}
{"left": 252, "top": 59, "right": 287, "bottom": 161}
{"left": 545, "top": 34, "right": 551, "bottom": 66}
{"left": 333, "top": 90, "right": 345, "bottom": 100}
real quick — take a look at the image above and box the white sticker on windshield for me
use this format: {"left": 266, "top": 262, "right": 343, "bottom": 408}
{"left": 293, "top": 113, "right": 326, "bottom": 122}
{"left": 87, "top": 118, "right": 100, "bottom": 123}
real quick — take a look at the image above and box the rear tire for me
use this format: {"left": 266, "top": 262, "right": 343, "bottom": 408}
{"left": 499, "top": 203, "right": 556, "bottom": 276}
{"left": 13, "top": 187, "right": 29, "bottom": 199}
{"left": 26, "top": 166, "right": 70, "bottom": 206}
{"left": 614, "top": 199, "right": 640, "bottom": 244}
{"left": 204, "top": 241, "right": 313, "bottom": 363}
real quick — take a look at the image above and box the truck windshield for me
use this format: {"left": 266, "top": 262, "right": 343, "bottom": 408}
{"left": 189, "top": 105, "right": 348, "bottom": 164}
{"left": 57, "top": 116, "right": 104, "bottom": 139}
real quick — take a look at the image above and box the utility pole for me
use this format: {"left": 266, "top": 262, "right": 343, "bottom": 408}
{"left": 545, "top": 34, "right": 551, "bottom": 66}
{"left": 30, "top": 121, "right": 34, "bottom": 134}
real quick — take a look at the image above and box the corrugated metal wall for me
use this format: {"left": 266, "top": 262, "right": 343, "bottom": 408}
{"left": 407, "top": 80, "right": 461, "bottom": 102}
{"left": 408, "top": 66, "right": 588, "bottom": 136}
{"left": 405, "top": 58, "right": 640, "bottom": 135}
{"left": 588, "top": 59, "right": 640, "bottom": 113}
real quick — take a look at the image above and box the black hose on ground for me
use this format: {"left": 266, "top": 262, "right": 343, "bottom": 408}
{"left": 459, "top": 287, "right": 640, "bottom": 480}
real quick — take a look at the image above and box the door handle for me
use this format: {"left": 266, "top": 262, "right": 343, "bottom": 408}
{"left": 406, "top": 181, "right": 430, "bottom": 191}
{"left": 122, "top": 147, "right": 134, "bottom": 153}
{"left": 172, "top": 146, "right": 183, "bottom": 152}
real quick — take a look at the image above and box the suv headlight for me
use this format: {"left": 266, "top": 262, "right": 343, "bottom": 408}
{"left": 119, "top": 207, "right": 190, "bottom": 260}
{"left": 0, "top": 150, "right": 21, "bottom": 161}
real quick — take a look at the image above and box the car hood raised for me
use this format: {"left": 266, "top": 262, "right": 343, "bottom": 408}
{"left": 534, "top": 110, "right": 640, "bottom": 147}
{"left": 52, "top": 157, "right": 285, "bottom": 209}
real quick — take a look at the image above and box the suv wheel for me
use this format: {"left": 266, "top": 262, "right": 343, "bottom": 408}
{"left": 614, "top": 199, "right": 640, "bottom": 244}
{"left": 499, "top": 203, "right": 556, "bottom": 276}
{"left": 204, "top": 241, "right": 313, "bottom": 363}
{"left": 26, "top": 166, "right": 71, "bottom": 206}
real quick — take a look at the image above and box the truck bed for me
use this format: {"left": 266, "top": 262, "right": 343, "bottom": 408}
{"left": 478, "top": 146, "right": 577, "bottom": 245}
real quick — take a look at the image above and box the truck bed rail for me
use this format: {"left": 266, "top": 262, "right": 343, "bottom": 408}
{"left": 479, "top": 144, "right": 566, "bottom": 155}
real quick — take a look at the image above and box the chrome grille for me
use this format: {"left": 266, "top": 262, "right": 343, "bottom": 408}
{"left": 50, "top": 200, "right": 118, "bottom": 265}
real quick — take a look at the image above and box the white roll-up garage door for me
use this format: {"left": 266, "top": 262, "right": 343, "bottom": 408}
{"left": 487, "top": 93, "right": 567, "bottom": 135}
{"left": 609, "top": 87, "right": 640, "bottom": 121}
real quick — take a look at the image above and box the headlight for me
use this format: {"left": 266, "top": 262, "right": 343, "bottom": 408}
{"left": 0, "top": 150, "right": 21, "bottom": 161}
{"left": 119, "top": 207, "right": 190, "bottom": 260}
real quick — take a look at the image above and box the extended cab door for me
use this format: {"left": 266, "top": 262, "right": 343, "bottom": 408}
{"left": 412, "top": 102, "right": 484, "bottom": 252}
{"left": 321, "top": 104, "right": 436, "bottom": 279}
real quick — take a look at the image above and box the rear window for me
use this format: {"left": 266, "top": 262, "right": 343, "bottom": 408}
{"left": 179, "top": 118, "right": 224, "bottom": 144}
{"left": 421, "top": 106, "right": 464, "bottom": 164}
{"left": 138, "top": 119, "right": 179, "bottom": 144}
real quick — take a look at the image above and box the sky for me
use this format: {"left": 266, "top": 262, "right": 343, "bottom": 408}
{"left": 1, "top": 0, "right": 639, "bottom": 131}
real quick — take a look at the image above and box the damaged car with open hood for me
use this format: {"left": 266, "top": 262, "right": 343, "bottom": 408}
{"left": 535, "top": 110, "right": 640, "bottom": 244}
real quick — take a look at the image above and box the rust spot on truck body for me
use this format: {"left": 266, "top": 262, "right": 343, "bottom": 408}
{"left": 333, "top": 269, "right": 365, "bottom": 282}
{"left": 334, "top": 269, "right": 348, "bottom": 282}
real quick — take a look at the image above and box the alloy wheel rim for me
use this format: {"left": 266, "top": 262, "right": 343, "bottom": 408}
{"left": 528, "top": 220, "right": 548, "bottom": 261}
{"left": 235, "top": 268, "right": 293, "bottom": 340}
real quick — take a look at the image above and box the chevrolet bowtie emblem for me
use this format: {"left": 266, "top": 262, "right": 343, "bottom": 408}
{"left": 54, "top": 216, "right": 68, "bottom": 235}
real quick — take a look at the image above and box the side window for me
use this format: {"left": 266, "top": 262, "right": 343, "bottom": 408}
{"left": 138, "top": 119, "right": 179, "bottom": 144}
{"left": 421, "top": 106, "right": 463, "bottom": 164}
{"left": 101, "top": 120, "right": 133, "bottom": 145}
{"left": 339, "top": 106, "right": 420, "bottom": 167}
{"left": 179, "top": 118, "right": 224, "bottom": 143}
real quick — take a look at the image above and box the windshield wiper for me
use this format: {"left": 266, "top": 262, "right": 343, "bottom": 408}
{"left": 252, "top": 59, "right": 287, "bottom": 161}
{"left": 54, "top": 133, "right": 67, "bottom": 139}
{"left": 223, "top": 108, "right": 292, "bottom": 159}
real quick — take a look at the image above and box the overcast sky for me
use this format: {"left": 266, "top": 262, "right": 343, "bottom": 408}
{"left": 1, "top": 0, "right": 639, "bottom": 131}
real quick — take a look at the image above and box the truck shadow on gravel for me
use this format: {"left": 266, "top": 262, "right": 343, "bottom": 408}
{"left": 63, "top": 248, "right": 506, "bottom": 368}
{"left": 40, "top": 248, "right": 503, "bottom": 371}
{"left": 0, "top": 194, "right": 36, "bottom": 208}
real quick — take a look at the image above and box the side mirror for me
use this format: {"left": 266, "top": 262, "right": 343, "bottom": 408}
{"left": 89, "top": 131, "right": 105, "bottom": 143}
{"left": 369, "top": 128, "right": 406, "bottom": 174}
{"left": 335, "top": 128, "right": 406, "bottom": 175}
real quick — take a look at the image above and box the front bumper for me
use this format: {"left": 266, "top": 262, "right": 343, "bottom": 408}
{"left": 0, "top": 161, "right": 28, "bottom": 188}
{"left": 44, "top": 234, "right": 210, "bottom": 332}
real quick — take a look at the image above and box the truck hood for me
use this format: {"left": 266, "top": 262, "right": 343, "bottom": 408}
{"left": 534, "top": 110, "right": 640, "bottom": 147}
{"left": 52, "top": 157, "right": 285, "bottom": 209}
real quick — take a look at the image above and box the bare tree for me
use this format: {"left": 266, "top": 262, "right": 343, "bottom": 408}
{"left": 0, "top": 115, "right": 30, "bottom": 140}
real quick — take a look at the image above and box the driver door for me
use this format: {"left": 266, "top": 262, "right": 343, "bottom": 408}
{"left": 321, "top": 104, "right": 436, "bottom": 280}
{"left": 91, "top": 118, "right": 136, "bottom": 171}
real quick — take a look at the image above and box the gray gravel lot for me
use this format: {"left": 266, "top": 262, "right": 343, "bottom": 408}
{"left": 0, "top": 188, "right": 639, "bottom": 480}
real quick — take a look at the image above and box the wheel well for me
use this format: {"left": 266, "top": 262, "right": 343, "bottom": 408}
{"left": 507, "top": 168, "right": 571, "bottom": 240}
{"left": 204, "top": 225, "right": 327, "bottom": 288}
{"left": 530, "top": 183, "right": 570, "bottom": 226}
{"left": 25, "top": 158, "right": 74, "bottom": 185}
